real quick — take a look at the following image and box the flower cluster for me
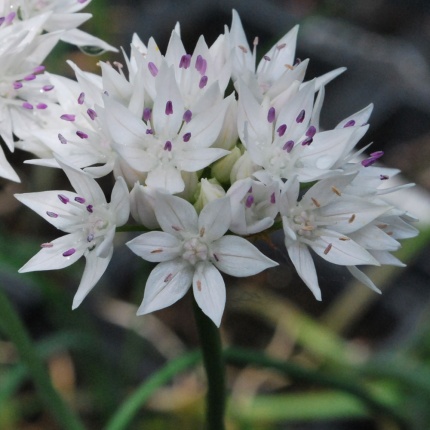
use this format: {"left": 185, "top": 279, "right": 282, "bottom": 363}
{"left": 9, "top": 8, "right": 418, "bottom": 326}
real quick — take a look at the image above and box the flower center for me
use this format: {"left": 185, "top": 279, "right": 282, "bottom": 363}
{"left": 182, "top": 237, "right": 208, "bottom": 265}
{"left": 290, "top": 206, "right": 317, "bottom": 239}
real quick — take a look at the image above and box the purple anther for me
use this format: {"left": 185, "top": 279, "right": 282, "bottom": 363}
{"left": 195, "top": 55, "right": 207, "bottom": 75}
{"left": 42, "top": 85, "right": 54, "bottom": 92}
{"left": 179, "top": 54, "right": 192, "bottom": 69}
{"left": 78, "top": 0, "right": 88, "bottom": 3}
{"left": 164, "top": 141, "right": 172, "bottom": 151}
{"left": 277, "top": 43, "right": 286, "bottom": 50}
{"left": 146, "top": 129, "right": 153, "bottom": 134}
{"left": 267, "top": 107, "right": 276, "bottom": 123}
{"left": 86, "top": 205, "right": 93, "bottom": 213}
{"left": 270, "top": 192, "right": 276, "bottom": 204}
{"left": 301, "top": 137, "right": 313, "bottom": 146}
{"left": 283, "top": 140, "right": 294, "bottom": 153}
{"left": 213, "top": 253, "right": 219, "bottom": 262}
{"left": 277, "top": 124, "right": 287, "bottom": 137}
{"left": 22, "top": 102, "right": 33, "bottom": 109}
{"left": 58, "top": 194, "right": 69, "bottom": 204}
{"left": 60, "top": 114, "right": 76, "bottom": 121}
{"left": 263, "top": 55, "right": 271, "bottom": 61}
{"left": 58, "top": 133, "right": 67, "bottom": 144}
{"left": 148, "top": 62, "right": 158, "bottom": 77}
{"left": 165, "top": 100, "right": 173, "bottom": 115}
{"left": 33, "top": 65, "right": 45, "bottom": 74}
{"left": 62, "top": 248, "right": 76, "bottom": 257}
{"left": 380, "top": 174, "right": 389, "bottom": 180}
{"left": 296, "top": 109, "right": 305, "bottom": 123}
{"left": 183, "top": 132, "right": 191, "bottom": 142}
{"left": 306, "top": 125, "right": 316, "bottom": 138}
{"left": 36, "top": 103, "right": 47, "bottom": 109}
{"left": 87, "top": 234, "right": 95, "bottom": 242}
{"left": 46, "top": 211, "right": 58, "bottom": 218}
{"left": 343, "top": 119, "right": 356, "bottom": 128}
{"left": 245, "top": 195, "right": 254, "bottom": 208}
{"left": 13, "top": 82, "right": 23, "bottom": 89}
{"left": 75, "top": 197, "right": 86, "bottom": 203}
{"left": 361, "top": 151, "right": 384, "bottom": 167}
{"left": 24, "top": 74, "right": 36, "bottom": 81}
{"left": 294, "top": 58, "right": 301, "bottom": 66}
{"left": 77, "top": 92, "right": 85, "bottom": 105}
{"left": 143, "top": 107, "right": 152, "bottom": 122}
{"left": 371, "top": 151, "right": 384, "bottom": 158}
{"left": 5, "top": 12, "right": 16, "bottom": 24}
{"left": 87, "top": 108, "right": 97, "bottom": 120}
{"left": 183, "top": 110, "right": 192, "bottom": 123}
{"left": 0, "top": 17, "right": 5, "bottom": 26}
{"left": 199, "top": 75, "right": 208, "bottom": 89}
{"left": 76, "top": 130, "right": 89, "bottom": 139}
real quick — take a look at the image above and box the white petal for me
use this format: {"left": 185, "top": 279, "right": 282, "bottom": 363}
{"left": 127, "top": 231, "right": 182, "bottom": 262}
{"left": 110, "top": 177, "right": 130, "bottom": 226}
{"left": 146, "top": 165, "right": 184, "bottom": 194}
{"left": 72, "top": 247, "right": 113, "bottom": 309}
{"left": 347, "top": 266, "right": 381, "bottom": 294}
{"left": 193, "top": 262, "right": 226, "bottom": 327}
{"left": 177, "top": 148, "right": 229, "bottom": 172}
{"left": 96, "top": 226, "right": 115, "bottom": 258}
{"left": 19, "top": 233, "right": 85, "bottom": 273}
{"left": 199, "top": 197, "right": 231, "bottom": 241}
{"left": 287, "top": 241, "right": 321, "bottom": 300}
{"left": 137, "top": 259, "right": 193, "bottom": 315}
{"left": 154, "top": 193, "right": 198, "bottom": 236}
{"left": 212, "top": 235, "right": 278, "bottom": 277}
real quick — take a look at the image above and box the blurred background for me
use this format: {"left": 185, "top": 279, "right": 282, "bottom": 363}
{"left": 2, "top": 0, "right": 430, "bottom": 429}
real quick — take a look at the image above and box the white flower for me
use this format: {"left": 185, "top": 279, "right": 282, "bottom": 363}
{"left": 15, "top": 159, "right": 130, "bottom": 308}
{"left": 227, "top": 178, "right": 279, "bottom": 235}
{"left": 127, "top": 194, "right": 278, "bottom": 326}
{"left": 279, "top": 173, "right": 392, "bottom": 299}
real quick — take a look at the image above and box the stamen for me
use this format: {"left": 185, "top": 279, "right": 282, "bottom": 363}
{"left": 344, "top": 119, "right": 356, "bottom": 128}
{"left": 24, "top": 74, "right": 36, "bottom": 81}
{"left": 311, "top": 197, "right": 321, "bottom": 208}
{"left": 148, "top": 62, "right": 158, "bottom": 77}
{"left": 41, "top": 243, "right": 53, "bottom": 248}
{"left": 253, "top": 37, "right": 259, "bottom": 47}
{"left": 183, "top": 110, "right": 192, "bottom": 123}
{"left": 42, "top": 85, "right": 54, "bottom": 92}
{"left": 87, "top": 108, "right": 97, "bottom": 120}
{"left": 22, "top": 102, "right": 33, "bottom": 110}
{"left": 33, "top": 65, "right": 45, "bottom": 74}
{"left": 172, "top": 225, "right": 182, "bottom": 231}
{"left": 263, "top": 55, "right": 271, "bottom": 61}
{"left": 306, "top": 126, "right": 316, "bottom": 137}
{"left": 213, "top": 253, "right": 219, "bottom": 262}
{"left": 270, "top": 192, "right": 276, "bottom": 204}
{"left": 46, "top": 211, "right": 58, "bottom": 218}
{"left": 151, "top": 248, "right": 163, "bottom": 253}
{"left": 77, "top": 92, "right": 85, "bottom": 105}
{"left": 197, "top": 280, "right": 202, "bottom": 291}
{"left": 283, "top": 140, "right": 294, "bottom": 152}
{"left": 146, "top": 129, "right": 153, "bottom": 134}
{"left": 164, "top": 141, "right": 172, "bottom": 151}
{"left": 143, "top": 107, "right": 152, "bottom": 122}
{"left": 76, "top": 131, "right": 89, "bottom": 139}
{"left": 301, "top": 137, "right": 313, "bottom": 146}
{"left": 348, "top": 214, "right": 356, "bottom": 223}
{"left": 323, "top": 243, "right": 333, "bottom": 255}
{"left": 195, "top": 55, "right": 207, "bottom": 75}
{"left": 13, "top": 82, "right": 23, "bottom": 89}
{"left": 238, "top": 45, "right": 248, "bottom": 54}
{"left": 63, "top": 248, "right": 76, "bottom": 257}
{"left": 199, "top": 227, "right": 205, "bottom": 237}
{"left": 245, "top": 195, "right": 254, "bottom": 208}
{"left": 179, "top": 54, "right": 191, "bottom": 69}
{"left": 36, "top": 103, "right": 47, "bottom": 109}
{"left": 60, "top": 114, "right": 76, "bottom": 122}
{"left": 164, "top": 273, "right": 173, "bottom": 282}
{"left": 58, "top": 194, "right": 69, "bottom": 204}
{"left": 339, "top": 237, "right": 350, "bottom": 241}
{"left": 87, "top": 234, "right": 94, "bottom": 242}
{"left": 277, "top": 43, "right": 286, "bottom": 50}
{"left": 86, "top": 205, "right": 93, "bottom": 213}
{"left": 277, "top": 124, "right": 287, "bottom": 136}
{"left": 75, "top": 197, "right": 86, "bottom": 203}
{"left": 58, "top": 134, "right": 67, "bottom": 144}
{"left": 199, "top": 75, "right": 208, "bottom": 89}
{"left": 183, "top": 132, "right": 191, "bottom": 142}
{"left": 165, "top": 100, "right": 173, "bottom": 115}
{"left": 380, "top": 174, "right": 389, "bottom": 180}
{"left": 361, "top": 151, "right": 384, "bottom": 167}
{"left": 267, "top": 107, "right": 275, "bottom": 123}
{"left": 296, "top": 109, "right": 305, "bottom": 123}
{"left": 294, "top": 58, "right": 301, "bottom": 66}
{"left": 331, "top": 186, "right": 341, "bottom": 196}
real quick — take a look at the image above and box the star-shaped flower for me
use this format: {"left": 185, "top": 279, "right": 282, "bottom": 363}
{"left": 127, "top": 194, "right": 278, "bottom": 326}
{"left": 15, "top": 159, "right": 130, "bottom": 308}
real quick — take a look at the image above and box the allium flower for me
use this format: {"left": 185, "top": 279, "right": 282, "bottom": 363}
{"left": 127, "top": 194, "right": 278, "bottom": 326}
{"left": 15, "top": 159, "right": 130, "bottom": 308}
{"left": 279, "top": 173, "right": 394, "bottom": 299}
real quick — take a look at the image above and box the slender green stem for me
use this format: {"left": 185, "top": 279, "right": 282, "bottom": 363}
{"left": 193, "top": 299, "right": 226, "bottom": 430}
{"left": 0, "top": 288, "right": 86, "bottom": 430}
{"left": 104, "top": 350, "right": 201, "bottom": 430}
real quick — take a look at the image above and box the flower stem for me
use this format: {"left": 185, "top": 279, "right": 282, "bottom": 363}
{"left": 0, "top": 288, "right": 86, "bottom": 430}
{"left": 193, "top": 298, "right": 226, "bottom": 430}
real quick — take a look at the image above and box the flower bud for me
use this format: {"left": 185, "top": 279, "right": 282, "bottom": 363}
{"left": 130, "top": 183, "right": 159, "bottom": 229}
{"left": 211, "top": 146, "right": 242, "bottom": 185}
{"left": 193, "top": 178, "right": 226, "bottom": 213}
